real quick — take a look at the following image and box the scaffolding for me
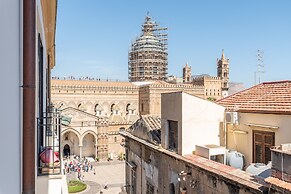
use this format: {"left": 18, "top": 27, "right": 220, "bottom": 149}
{"left": 128, "top": 14, "right": 168, "bottom": 82}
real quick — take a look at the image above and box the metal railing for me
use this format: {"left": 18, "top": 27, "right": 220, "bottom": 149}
{"left": 37, "top": 107, "right": 61, "bottom": 175}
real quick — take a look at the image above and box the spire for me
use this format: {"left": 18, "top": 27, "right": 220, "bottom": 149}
{"left": 185, "top": 62, "right": 188, "bottom": 67}
{"left": 221, "top": 49, "right": 225, "bottom": 60}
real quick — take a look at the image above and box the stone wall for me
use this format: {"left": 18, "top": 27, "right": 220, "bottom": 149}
{"left": 122, "top": 132, "right": 267, "bottom": 194}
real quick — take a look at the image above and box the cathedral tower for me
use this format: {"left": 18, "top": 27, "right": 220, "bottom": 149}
{"left": 217, "top": 49, "right": 229, "bottom": 97}
{"left": 128, "top": 14, "right": 168, "bottom": 82}
{"left": 183, "top": 63, "right": 191, "bottom": 83}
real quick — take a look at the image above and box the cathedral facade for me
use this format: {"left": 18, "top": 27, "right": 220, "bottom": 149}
{"left": 51, "top": 79, "right": 205, "bottom": 159}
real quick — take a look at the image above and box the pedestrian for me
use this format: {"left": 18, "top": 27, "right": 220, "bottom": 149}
{"left": 90, "top": 164, "right": 93, "bottom": 171}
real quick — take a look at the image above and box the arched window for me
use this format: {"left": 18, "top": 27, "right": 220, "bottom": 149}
{"left": 94, "top": 104, "right": 103, "bottom": 116}
{"left": 111, "top": 104, "right": 120, "bottom": 115}
{"left": 126, "top": 104, "right": 135, "bottom": 115}
{"left": 114, "top": 136, "right": 117, "bottom": 142}
{"left": 77, "top": 103, "right": 87, "bottom": 111}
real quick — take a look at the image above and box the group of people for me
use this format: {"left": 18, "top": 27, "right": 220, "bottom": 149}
{"left": 64, "top": 156, "right": 112, "bottom": 193}
{"left": 64, "top": 156, "right": 96, "bottom": 181}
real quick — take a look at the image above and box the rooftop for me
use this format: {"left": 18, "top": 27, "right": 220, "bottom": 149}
{"left": 51, "top": 79, "right": 137, "bottom": 87}
{"left": 141, "top": 115, "right": 161, "bottom": 131}
{"left": 216, "top": 80, "right": 291, "bottom": 114}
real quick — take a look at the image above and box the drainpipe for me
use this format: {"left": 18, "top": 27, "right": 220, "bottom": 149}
{"left": 23, "top": 0, "right": 36, "bottom": 193}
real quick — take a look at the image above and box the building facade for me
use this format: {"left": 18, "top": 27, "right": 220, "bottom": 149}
{"left": 217, "top": 81, "right": 291, "bottom": 166}
{"left": 161, "top": 92, "right": 225, "bottom": 155}
{"left": 51, "top": 79, "right": 206, "bottom": 159}
{"left": 0, "top": 0, "right": 67, "bottom": 193}
{"left": 139, "top": 81, "right": 205, "bottom": 116}
{"left": 51, "top": 79, "right": 140, "bottom": 159}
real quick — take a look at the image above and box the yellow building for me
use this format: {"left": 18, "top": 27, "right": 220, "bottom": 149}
{"left": 217, "top": 81, "right": 291, "bottom": 166}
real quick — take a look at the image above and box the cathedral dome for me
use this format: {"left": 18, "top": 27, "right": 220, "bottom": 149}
{"left": 128, "top": 14, "right": 168, "bottom": 82}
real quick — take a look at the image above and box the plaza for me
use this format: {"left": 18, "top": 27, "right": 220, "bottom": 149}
{"left": 66, "top": 159, "right": 126, "bottom": 194}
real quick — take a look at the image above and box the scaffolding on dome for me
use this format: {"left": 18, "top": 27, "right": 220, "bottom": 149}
{"left": 128, "top": 14, "right": 168, "bottom": 82}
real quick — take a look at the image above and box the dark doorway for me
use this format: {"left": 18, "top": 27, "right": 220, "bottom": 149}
{"left": 169, "top": 183, "right": 175, "bottom": 194}
{"left": 63, "top": 144, "right": 70, "bottom": 156}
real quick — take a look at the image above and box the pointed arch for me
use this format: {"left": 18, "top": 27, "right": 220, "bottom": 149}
{"left": 80, "top": 130, "right": 98, "bottom": 143}
{"left": 61, "top": 127, "right": 81, "bottom": 140}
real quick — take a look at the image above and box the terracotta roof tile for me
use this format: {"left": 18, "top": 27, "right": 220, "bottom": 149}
{"left": 265, "top": 177, "right": 291, "bottom": 191}
{"left": 216, "top": 81, "right": 291, "bottom": 114}
{"left": 141, "top": 115, "right": 161, "bottom": 131}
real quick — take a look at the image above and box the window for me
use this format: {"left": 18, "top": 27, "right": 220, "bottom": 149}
{"left": 131, "top": 168, "right": 136, "bottom": 194}
{"left": 111, "top": 104, "right": 119, "bottom": 115}
{"left": 37, "top": 34, "right": 44, "bottom": 155}
{"left": 168, "top": 120, "right": 178, "bottom": 152}
{"left": 94, "top": 104, "right": 103, "bottom": 116}
{"left": 146, "top": 181, "right": 154, "bottom": 194}
{"left": 253, "top": 130, "right": 275, "bottom": 164}
{"left": 114, "top": 136, "right": 117, "bottom": 142}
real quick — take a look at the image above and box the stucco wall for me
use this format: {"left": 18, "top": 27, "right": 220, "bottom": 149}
{"left": 161, "top": 92, "right": 182, "bottom": 154}
{"left": 182, "top": 93, "right": 225, "bottom": 155}
{"left": 161, "top": 92, "right": 225, "bottom": 156}
{"left": 0, "top": 1, "right": 21, "bottom": 193}
{"left": 226, "top": 113, "right": 291, "bottom": 166}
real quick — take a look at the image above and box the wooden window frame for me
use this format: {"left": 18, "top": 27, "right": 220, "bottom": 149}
{"left": 252, "top": 130, "right": 275, "bottom": 164}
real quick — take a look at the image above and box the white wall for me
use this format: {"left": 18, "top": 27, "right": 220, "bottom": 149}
{"left": 181, "top": 93, "right": 225, "bottom": 155}
{"left": 0, "top": 0, "right": 21, "bottom": 194}
{"left": 161, "top": 92, "right": 225, "bottom": 156}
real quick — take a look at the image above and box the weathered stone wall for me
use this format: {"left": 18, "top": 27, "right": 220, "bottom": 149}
{"left": 123, "top": 132, "right": 267, "bottom": 194}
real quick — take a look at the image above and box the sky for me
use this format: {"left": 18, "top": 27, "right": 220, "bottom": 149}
{"left": 52, "top": 0, "right": 291, "bottom": 88}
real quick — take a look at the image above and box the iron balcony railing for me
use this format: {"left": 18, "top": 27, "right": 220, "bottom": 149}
{"left": 37, "top": 107, "right": 61, "bottom": 175}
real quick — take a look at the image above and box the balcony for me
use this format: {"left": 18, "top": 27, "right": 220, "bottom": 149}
{"left": 37, "top": 107, "right": 61, "bottom": 175}
{"left": 37, "top": 107, "right": 68, "bottom": 194}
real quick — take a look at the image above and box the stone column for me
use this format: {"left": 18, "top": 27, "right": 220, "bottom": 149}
{"left": 79, "top": 145, "right": 83, "bottom": 158}
{"left": 95, "top": 144, "right": 98, "bottom": 159}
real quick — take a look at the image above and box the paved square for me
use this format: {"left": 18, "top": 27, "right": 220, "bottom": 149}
{"left": 66, "top": 160, "right": 126, "bottom": 194}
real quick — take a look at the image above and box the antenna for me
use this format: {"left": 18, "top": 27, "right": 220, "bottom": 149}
{"left": 255, "top": 49, "right": 265, "bottom": 84}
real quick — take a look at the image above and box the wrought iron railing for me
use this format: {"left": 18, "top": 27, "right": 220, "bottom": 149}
{"left": 37, "top": 106, "right": 61, "bottom": 175}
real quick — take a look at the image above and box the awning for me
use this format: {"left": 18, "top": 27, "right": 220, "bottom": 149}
{"left": 245, "top": 123, "right": 279, "bottom": 129}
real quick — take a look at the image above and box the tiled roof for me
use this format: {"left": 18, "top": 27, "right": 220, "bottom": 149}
{"left": 141, "top": 115, "right": 161, "bottom": 131}
{"left": 51, "top": 79, "right": 137, "bottom": 87}
{"left": 265, "top": 177, "right": 291, "bottom": 191}
{"left": 216, "top": 81, "right": 291, "bottom": 114}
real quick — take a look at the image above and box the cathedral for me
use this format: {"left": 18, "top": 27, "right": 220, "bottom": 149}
{"left": 52, "top": 15, "right": 229, "bottom": 160}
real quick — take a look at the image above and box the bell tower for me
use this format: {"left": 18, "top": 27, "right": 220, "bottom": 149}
{"left": 183, "top": 63, "right": 191, "bottom": 83}
{"left": 217, "top": 49, "right": 229, "bottom": 97}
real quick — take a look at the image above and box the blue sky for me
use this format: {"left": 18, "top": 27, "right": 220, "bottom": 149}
{"left": 52, "top": 0, "right": 291, "bottom": 87}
